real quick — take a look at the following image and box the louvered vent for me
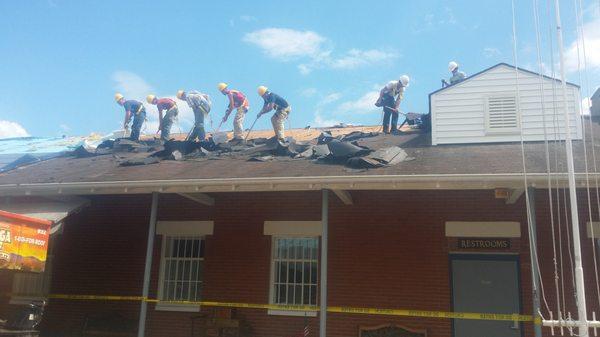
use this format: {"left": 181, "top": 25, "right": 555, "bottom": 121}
{"left": 487, "top": 96, "right": 519, "bottom": 132}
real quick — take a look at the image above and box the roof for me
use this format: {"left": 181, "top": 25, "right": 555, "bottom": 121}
{"left": 592, "top": 88, "right": 600, "bottom": 100}
{"left": 1, "top": 122, "right": 600, "bottom": 195}
{"left": 429, "top": 62, "right": 580, "bottom": 98}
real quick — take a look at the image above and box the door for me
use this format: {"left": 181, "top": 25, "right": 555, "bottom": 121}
{"left": 451, "top": 254, "right": 522, "bottom": 337}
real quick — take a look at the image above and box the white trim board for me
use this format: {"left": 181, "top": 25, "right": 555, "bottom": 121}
{"left": 445, "top": 221, "right": 521, "bottom": 238}
{"left": 156, "top": 221, "right": 214, "bottom": 236}
{"left": 263, "top": 221, "right": 322, "bottom": 236}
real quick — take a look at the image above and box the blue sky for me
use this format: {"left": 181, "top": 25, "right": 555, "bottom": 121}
{"left": 1, "top": 0, "right": 599, "bottom": 138}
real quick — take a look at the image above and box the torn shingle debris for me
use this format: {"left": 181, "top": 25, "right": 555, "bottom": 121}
{"left": 0, "top": 129, "right": 410, "bottom": 173}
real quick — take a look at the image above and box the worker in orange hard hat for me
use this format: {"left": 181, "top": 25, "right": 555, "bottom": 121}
{"left": 217, "top": 83, "right": 249, "bottom": 140}
{"left": 114, "top": 93, "right": 146, "bottom": 141}
{"left": 256, "top": 86, "right": 291, "bottom": 141}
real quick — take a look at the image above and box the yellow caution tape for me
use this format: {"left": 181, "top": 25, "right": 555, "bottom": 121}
{"left": 44, "top": 294, "right": 540, "bottom": 324}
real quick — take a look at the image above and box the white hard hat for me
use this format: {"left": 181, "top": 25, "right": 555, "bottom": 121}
{"left": 448, "top": 61, "right": 459, "bottom": 72}
{"left": 399, "top": 75, "right": 410, "bottom": 87}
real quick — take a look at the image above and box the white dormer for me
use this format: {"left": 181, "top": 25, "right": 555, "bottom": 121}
{"left": 429, "top": 63, "right": 582, "bottom": 145}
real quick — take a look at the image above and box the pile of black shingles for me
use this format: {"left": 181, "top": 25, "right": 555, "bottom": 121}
{"left": 67, "top": 131, "right": 411, "bottom": 169}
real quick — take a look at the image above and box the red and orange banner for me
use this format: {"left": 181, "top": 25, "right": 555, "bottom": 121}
{"left": 0, "top": 210, "right": 51, "bottom": 273}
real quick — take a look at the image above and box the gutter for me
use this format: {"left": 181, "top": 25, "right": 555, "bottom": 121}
{"left": 0, "top": 173, "right": 595, "bottom": 196}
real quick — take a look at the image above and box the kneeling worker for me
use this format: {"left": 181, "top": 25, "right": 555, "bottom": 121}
{"left": 218, "top": 83, "right": 249, "bottom": 140}
{"left": 176, "top": 90, "right": 211, "bottom": 141}
{"left": 257, "top": 86, "right": 291, "bottom": 141}
{"left": 146, "top": 95, "right": 178, "bottom": 141}
{"left": 442, "top": 61, "right": 466, "bottom": 87}
{"left": 115, "top": 93, "right": 146, "bottom": 141}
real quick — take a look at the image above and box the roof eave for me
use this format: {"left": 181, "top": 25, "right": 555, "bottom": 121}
{"left": 0, "top": 173, "right": 593, "bottom": 196}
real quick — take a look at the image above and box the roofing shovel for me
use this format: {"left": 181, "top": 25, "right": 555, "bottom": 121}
{"left": 212, "top": 120, "right": 228, "bottom": 145}
{"left": 244, "top": 115, "right": 260, "bottom": 142}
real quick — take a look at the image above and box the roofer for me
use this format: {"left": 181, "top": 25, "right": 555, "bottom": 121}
{"left": 257, "top": 86, "right": 291, "bottom": 141}
{"left": 146, "top": 95, "right": 178, "bottom": 141}
{"left": 176, "top": 90, "right": 211, "bottom": 141}
{"left": 376, "top": 75, "right": 410, "bottom": 134}
{"left": 442, "top": 61, "right": 466, "bottom": 87}
{"left": 115, "top": 93, "right": 146, "bottom": 141}
{"left": 218, "top": 83, "right": 249, "bottom": 140}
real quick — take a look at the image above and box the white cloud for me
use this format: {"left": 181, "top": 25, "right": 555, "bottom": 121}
{"left": 59, "top": 123, "right": 71, "bottom": 132}
{"left": 330, "top": 49, "right": 397, "bottom": 70}
{"left": 312, "top": 111, "right": 340, "bottom": 127}
{"left": 300, "top": 88, "right": 318, "bottom": 97}
{"left": 483, "top": 47, "right": 501, "bottom": 58}
{"left": 0, "top": 120, "right": 29, "bottom": 139}
{"left": 319, "top": 92, "right": 342, "bottom": 105}
{"left": 243, "top": 28, "right": 326, "bottom": 60}
{"left": 582, "top": 97, "right": 592, "bottom": 115}
{"left": 244, "top": 27, "right": 398, "bottom": 74}
{"left": 240, "top": 15, "right": 257, "bottom": 22}
{"left": 112, "top": 71, "right": 153, "bottom": 100}
{"left": 565, "top": 12, "right": 600, "bottom": 73}
{"left": 337, "top": 90, "right": 381, "bottom": 115}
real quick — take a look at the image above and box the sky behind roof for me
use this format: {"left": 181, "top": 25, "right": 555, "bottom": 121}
{"left": 1, "top": 0, "right": 599, "bottom": 138}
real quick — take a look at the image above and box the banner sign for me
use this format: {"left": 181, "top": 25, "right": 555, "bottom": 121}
{"left": 0, "top": 210, "right": 51, "bottom": 272}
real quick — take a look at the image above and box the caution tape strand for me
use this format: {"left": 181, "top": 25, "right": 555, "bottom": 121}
{"left": 42, "top": 294, "right": 540, "bottom": 323}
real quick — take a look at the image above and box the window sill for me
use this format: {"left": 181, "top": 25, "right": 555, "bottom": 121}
{"left": 155, "top": 302, "right": 200, "bottom": 312}
{"left": 268, "top": 309, "right": 317, "bottom": 317}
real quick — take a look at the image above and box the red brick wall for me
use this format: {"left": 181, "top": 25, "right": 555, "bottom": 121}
{"left": 39, "top": 189, "right": 600, "bottom": 337}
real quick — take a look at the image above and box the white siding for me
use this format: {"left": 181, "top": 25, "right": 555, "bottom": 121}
{"left": 431, "top": 64, "right": 582, "bottom": 145}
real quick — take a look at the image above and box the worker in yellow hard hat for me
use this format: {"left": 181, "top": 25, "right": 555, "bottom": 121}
{"left": 217, "top": 83, "right": 249, "bottom": 141}
{"left": 114, "top": 93, "right": 146, "bottom": 141}
{"left": 176, "top": 89, "right": 212, "bottom": 141}
{"left": 256, "top": 86, "right": 291, "bottom": 141}
{"left": 146, "top": 94, "right": 178, "bottom": 141}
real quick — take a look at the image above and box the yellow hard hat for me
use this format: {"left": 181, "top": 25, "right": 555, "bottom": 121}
{"left": 257, "top": 86, "right": 268, "bottom": 96}
{"left": 114, "top": 93, "right": 124, "bottom": 103}
{"left": 176, "top": 90, "right": 185, "bottom": 100}
{"left": 146, "top": 94, "right": 156, "bottom": 104}
{"left": 217, "top": 82, "right": 228, "bottom": 91}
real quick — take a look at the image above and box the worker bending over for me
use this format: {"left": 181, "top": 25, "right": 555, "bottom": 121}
{"left": 377, "top": 75, "right": 410, "bottom": 134}
{"left": 442, "top": 61, "right": 466, "bottom": 87}
{"left": 257, "top": 86, "right": 291, "bottom": 141}
{"left": 115, "top": 93, "right": 146, "bottom": 141}
{"left": 218, "top": 83, "right": 249, "bottom": 140}
{"left": 177, "top": 90, "right": 211, "bottom": 141}
{"left": 146, "top": 95, "right": 178, "bottom": 141}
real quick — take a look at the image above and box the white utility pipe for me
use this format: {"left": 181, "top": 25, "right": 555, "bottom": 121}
{"left": 553, "top": 0, "right": 589, "bottom": 335}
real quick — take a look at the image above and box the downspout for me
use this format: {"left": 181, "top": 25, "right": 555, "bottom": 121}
{"left": 320, "top": 190, "right": 329, "bottom": 337}
{"left": 526, "top": 187, "right": 542, "bottom": 337}
{"left": 137, "top": 192, "right": 159, "bottom": 337}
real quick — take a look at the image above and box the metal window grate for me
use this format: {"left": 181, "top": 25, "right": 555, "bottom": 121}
{"left": 487, "top": 96, "right": 518, "bottom": 130}
{"left": 161, "top": 236, "right": 204, "bottom": 302}
{"left": 272, "top": 237, "right": 318, "bottom": 306}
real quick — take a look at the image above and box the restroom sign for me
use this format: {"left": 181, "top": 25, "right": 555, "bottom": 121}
{"left": 458, "top": 238, "right": 511, "bottom": 250}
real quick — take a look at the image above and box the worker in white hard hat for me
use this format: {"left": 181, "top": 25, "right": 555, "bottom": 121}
{"left": 442, "top": 61, "right": 466, "bottom": 87}
{"left": 176, "top": 90, "right": 211, "bottom": 141}
{"left": 376, "top": 75, "right": 409, "bottom": 134}
{"left": 217, "top": 82, "right": 249, "bottom": 140}
{"left": 256, "top": 86, "right": 291, "bottom": 141}
{"left": 114, "top": 93, "right": 146, "bottom": 141}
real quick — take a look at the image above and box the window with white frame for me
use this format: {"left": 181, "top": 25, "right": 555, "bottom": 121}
{"left": 158, "top": 236, "right": 204, "bottom": 303}
{"left": 271, "top": 237, "right": 318, "bottom": 306}
{"left": 485, "top": 95, "right": 520, "bottom": 133}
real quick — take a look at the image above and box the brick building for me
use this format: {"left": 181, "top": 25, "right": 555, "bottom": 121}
{"left": 1, "top": 117, "right": 599, "bottom": 336}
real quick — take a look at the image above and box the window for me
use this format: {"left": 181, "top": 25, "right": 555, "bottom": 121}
{"left": 486, "top": 95, "right": 519, "bottom": 133}
{"left": 157, "top": 236, "right": 204, "bottom": 309}
{"left": 271, "top": 237, "right": 318, "bottom": 306}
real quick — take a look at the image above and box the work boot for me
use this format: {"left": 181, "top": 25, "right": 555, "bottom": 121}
{"left": 383, "top": 127, "right": 390, "bottom": 134}
{"left": 391, "top": 129, "right": 401, "bottom": 135}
